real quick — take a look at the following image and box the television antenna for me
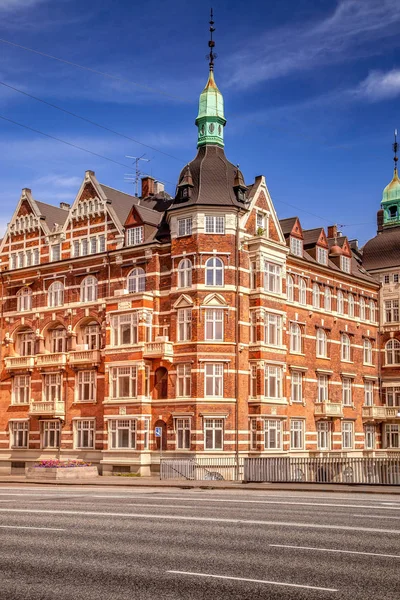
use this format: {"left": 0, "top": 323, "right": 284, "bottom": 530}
{"left": 125, "top": 154, "right": 151, "bottom": 196}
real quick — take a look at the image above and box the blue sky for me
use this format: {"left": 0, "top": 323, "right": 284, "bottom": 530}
{"left": 0, "top": 0, "right": 400, "bottom": 245}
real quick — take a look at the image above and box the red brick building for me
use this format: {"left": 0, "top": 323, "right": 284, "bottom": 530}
{"left": 0, "top": 58, "right": 386, "bottom": 476}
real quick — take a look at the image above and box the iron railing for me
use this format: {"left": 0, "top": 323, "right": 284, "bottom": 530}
{"left": 160, "top": 457, "right": 244, "bottom": 481}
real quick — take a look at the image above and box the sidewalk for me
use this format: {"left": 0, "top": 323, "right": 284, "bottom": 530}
{"left": 0, "top": 475, "right": 400, "bottom": 494}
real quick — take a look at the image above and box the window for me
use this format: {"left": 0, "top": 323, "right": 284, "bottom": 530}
{"left": 317, "top": 374, "right": 329, "bottom": 402}
{"left": 384, "top": 274, "right": 390, "bottom": 284}
{"left": 84, "top": 322, "right": 101, "bottom": 350}
{"left": 290, "top": 323, "right": 302, "bottom": 353}
{"left": 264, "top": 262, "right": 281, "bottom": 294}
{"left": 81, "top": 238, "right": 89, "bottom": 256}
{"left": 176, "top": 364, "right": 191, "bottom": 397}
{"left": 205, "top": 215, "right": 225, "bottom": 234}
{"left": 80, "top": 276, "right": 98, "bottom": 303}
{"left": 73, "top": 240, "right": 80, "bottom": 256}
{"left": 312, "top": 283, "right": 320, "bottom": 309}
{"left": 317, "top": 421, "right": 331, "bottom": 450}
{"left": 250, "top": 312, "right": 257, "bottom": 343}
{"left": 342, "top": 378, "right": 352, "bottom": 406}
{"left": 110, "top": 366, "right": 138, "bottom": 399}
{"left": 264, "top": 419, "right": 282, "bottom": 450}
{"left": 385, "top": 424, "right": 400, "bottom": 449}
{"left": 290, "top": 237, "right": 303, "bottom": 257}
{"left": 177, "top": 259, "right": 192, "bottom": 289}
{"left": 75, "top": 419, "right": 95, "bottom": 449}
{"left": 290, "top": 420, "right": 304, "bottom": 450}
{"left": 99, "top": 235, "right": 106, "bottom": 252}
{"left": 385, "top": 387, "right": 400, "bottom": 406}
{"left": 10, "top": 421, "right": 29, "bottom": 449}
{"left": 369, "top": 301, "right": 376, "bottom": 323}
{"left": 178, "top": 217, "right": 192, "bottom": 237}
{"left": 341, "top": 256, "right": 351, "bottom": 273}
{"left": 144, "top": 312, "right": 152, "bottom": 343}
{"left": 126, "top": 226, "right": 144, "bottom": 246}
{"left": 205, "top": 257, "right": 224, "bottom": 286}
{"left": 10, "top": 253, "right": 17, "bottom": 269}
{"left": 324, "top": 287, "right": 331, "bottom": 311}
{"left": 127, "top": 268, "right": 145, "bottom": 293}
{"left": 264, "top": 313, "right": 282, "bottom": 346}
{"left": 394, "top": 274, "right": 399, "bottom": 283}
{"left": 112, "top": 313, "right": 138, "bottom": 346}
{"left": 286, "top": 274, "right": 294, "bottom": 302}
{"left": 77, "top": 371, "right": 96, "bottom": 402}
{"left": 250, "top": 261, "right": 257, "bottom": 290}
{"left": 385, "top": 300, "right": 399, "bottom": 323}
{"left": 359, "top": 297, "right": 366, "bottom": 321}
{"left": 385, "top": 339, "right": 400, "bottom": 365}
{"left": 342, "top": 422, "right": 353, "bottom": 449}
{"left": 204, "top": 363, "right": 223, "bottom": 397}
{"left": 17, "top": 287, "right": 32, "bottom": 312}
{"left": 51, "top": 328, "right": 67, "bottom": 353}
{"left": 109, "top": 419, "right": 137, "bottom": 449}
{"left": 317, "top": 247, "right": 328, "bottom": 265}
{"left": 18, "top": 330, "right": 35, "bottom": 356}
{"left": 291, "top": 371, "right": 303, "bottom": 403}
{"left": 48, "top": 281, "right": 64, "bottom": 307}
{"left": 43, "top": 373, "right": 62, "bottom": 403}
{"left": 250, "top": 364, "right": 257, "bottom": 398}
{"left": 299, "top": 278, "right": 307, "bottom": 305}
{"left": 177, "top": 308, "right": 192, "bottom": 341}
{"left": 316, "top": 328, "right": 327, "bottom": 357}
{"left": 250, "top": 418, "right": 258, "bottom": 449}
{"left": 205, "top": 309, "right": 224, "bottom": 341}
{"left": 348, "top": 293, "right": 354, "bottom": 317}
{"left": 176, "top": 418, "right": 191, "bottom": 449}
{"left": 204, "top": 418, "right": 224, "bottom": 449}
{"left": 365, "top": 425, "right": 375, "bottom": 450}
{"left": 51, "top": 244, "right": 61, "bottom": 262}
{"left": 364, "top": 381, "right": 373, "bottom": 406}
{"left": 41, "top": 421, "right": 61, "bottom": 448}
{"left": 337, "top": 290, "right": 344, "bottom": 315}
{"left": 256, "top": 211, "right": 266, "bottom": 230}
{"left": 90, "top": 237, "right": 97, "bottom": 255}
{"left": 12, "top": 375, "right": 30, "bottom": 405}
{"left": 264, "top": 365, "right": 282, "bottom": 399}
{"left": 341, "top": 334, "right": 351, "bottom": 361}
{"left": 363, "top": 338, "right": 373, "bottom": 365}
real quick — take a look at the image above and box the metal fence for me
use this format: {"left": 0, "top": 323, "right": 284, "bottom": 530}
{"left": 244, "top": 456, "right": 400, "bottom": 485}
{"left": 160, "top": 457, "right": 244, "bottom": 481}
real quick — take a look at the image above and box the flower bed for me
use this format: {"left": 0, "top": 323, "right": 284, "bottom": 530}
{"left": 34, "top": 459, "right": 92, "bottom": 468}
{"left": 26, "top": 460, "right": 98, "bottom": 480}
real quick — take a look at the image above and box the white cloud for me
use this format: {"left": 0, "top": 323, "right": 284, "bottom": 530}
{"left": 0, "top": 0, "right": 45, "bottom": 10}
{"left": 33, "top": 174, "right": 83, "bottom": 188}
{"left": 356, "top": 69, "right": 400, "bottom": 101}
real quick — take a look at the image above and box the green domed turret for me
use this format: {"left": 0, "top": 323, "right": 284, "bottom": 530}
{"left": 382, "top": 130, "right": 400, "bottom": 227}
{"left": 195, "top": 70, "right": 226, "bottom": 148}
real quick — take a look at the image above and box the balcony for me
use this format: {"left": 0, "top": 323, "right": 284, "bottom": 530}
{"left": 29, "top": 400, "right": 65, "bottom": 418}
{"left": 4, "top": 356, "right": 34, "bottom": 370}
{"left": 314, "top": 402, "right": 343, "bottom": 418}
{"left": 362, "top": 406, "right": 400, "bottom": 420}
{"left": 36, "top": 353, "right": 67, "bottom": 368}
{"left": 69, "top": 350, "right": 101, "bottom": 366}
{"left": 143, "top": 339, "right": 173, "bottom": 362}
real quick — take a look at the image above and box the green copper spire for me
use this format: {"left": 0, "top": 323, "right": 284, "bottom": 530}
{"left": 195, "top": 9, "right": 226, "bottom": 148}
{"left": 381, "top": 129, "right": 400, "bottom": 227}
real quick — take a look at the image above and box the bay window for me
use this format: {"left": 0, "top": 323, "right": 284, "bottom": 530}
{"left": 205, "top": 363, "right": 223, "bottom": 397}
{"left": 205, "top": 308, "right": 224, "bottom": 341}
{"left": 264, "top": 365, "right": 282, "bottom": 399}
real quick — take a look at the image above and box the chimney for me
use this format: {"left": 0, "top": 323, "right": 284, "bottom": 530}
{"left": 141, "top": 176, "right": 155, "bottom": 198}
{"left": 377, "top": 208, "right": 384, "bottom": 233}
{"left": 59, "top": 202, "right": 71, "bottom": 210}
{"left": 327, "top": 225, "right": 337, "bottom": 239}
{"left": 154, "top": 181, "right": 165, "bottom": 194}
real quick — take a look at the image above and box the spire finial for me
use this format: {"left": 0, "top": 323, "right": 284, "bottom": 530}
{"left": 208, "top": 8, "right": 216, "bottom": 71}
{"left": 393, "top": 128, "right": 398, "bottom": 174}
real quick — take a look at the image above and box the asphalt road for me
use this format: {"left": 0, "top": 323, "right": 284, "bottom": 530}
{"left": 0, "top": 485, "right": 399, "bottom": 599}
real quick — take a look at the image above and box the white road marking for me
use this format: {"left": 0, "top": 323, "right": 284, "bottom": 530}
{"left": 0, "top": 507, "right": 399, "bottom": 534}
{"left": 353, "top": 514, "right": 400, "bottom": 520}
{"left": 269, "top": 544, "right": 400, "bottom": 559}
{"left": 166, "top": 570, "right": 338, "bottom": 592}
{"left": 0, "top": 525, "right": 65, "bottom": 531}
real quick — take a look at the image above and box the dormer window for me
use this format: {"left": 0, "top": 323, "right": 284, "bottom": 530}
{"left": 290, "top": 237, "right": 303, "bottom": 257}
{"left": 389, "top": 206, "right": 398, "bottom": 220}
{"left": 256, "top": 212, "right": 266, "bottom": 230}
{"left": 126, "top": 226, "right": 144, "bottom": 246}
{"left": 316, "top": 247, "right": 328, "bottom": 265}
{"left": 341, "top": 255, "right": 351, "bottom": 274}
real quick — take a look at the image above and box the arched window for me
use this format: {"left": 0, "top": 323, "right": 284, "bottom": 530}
{"left": 337, "top": 290, "right": 344, "bottom": 315}
{"left": 324, "top": 287, "right": 332, "bottom": 311}
{"left": 205, "top": 257, "right": 224, "bottom": 286}
{"left": 84, "top": 322, "right": 101, "bottom": 350}
{"left": 17, "top": 329, "right": 35, "bottom": 356}
{"left": 312, "top": 283, "right": 320, "bottom": 309}
{"left": 316, "top": 328, "right": 327, "bottom": 357}
{"left": 385, "top": 339, "right": 400, "bottom": 365}
{"left": 80, "top": 276, "right": 98, "bottom": 303}
{"left": 50, "top": 327, "right": 67, "bottom": 353}
{"left": 360, "top": 297, "right": 366, "bottom": 321}
{"left": 286, "top": 274, "right": 294, "bottom": 302}
{"left": 299, "top": 278, "right": 307, "bottom": 305}
{"left": 17, "top": 287, "right": 32, "bottom": 312}
{"left": 348, "top": 293, "right": 354, "bottom": 317}
{"left": 127, "top": 268, "right": 145, "bottom": 293}
{"left": 363, "top": 338, "right": 373, "bottom": 364}
{"left": 369, "top": 300, "right": 376, "bottom": 323}
{"left": 177, "top": 259, "right": 192, "bottom": 289}
{"left": 290, "top": 322, "right": 302, "bottom": 353}
{"left": 341, "top": 334, "right": 351, "bottom": 361}
{"left": 48, "top": 281, "right": 64, "bottom": 307}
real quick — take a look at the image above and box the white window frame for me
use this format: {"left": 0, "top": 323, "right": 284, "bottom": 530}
{"left": 205, "top": 257, "right": 224, "bottom": 286}
{"left": 324, "top": 287, "right": 332, "bottom": 311}
{"left": 365, "top": 425, "right": 375, "bottom": 450}
{"left": 177, "top": 308, "right": 192, "bottom": 342}
{"left": 108, "top": 419, "right": 137, "bottom": 449}
{"left": 204, "top": 363, "right": 223, "bottom": 397}
{"left": 341, "top": 255, "right": 351, "bottom": 273}
{"left": 18, "top": 330, "right": 35, "bottom": 356}
{"left": 175, "top": 417, "right": 191, "bottom": 450}
{"left": 110, "top": 366, "right": 138, "bottom": 399}
{"left": 204, "top": 418, "right": 224, "bottom": 450}
{"left": 77, "top": 370, "right": 96, "bottom": 403}
{"left": 41, "top": 420, "right": 61, "bottom": 449}
{"left": 299, "top": 278, "right": 307, "bottom": 305}
{"left": 290, "top": 371, "right": 303, "bottom": 403}
{"left": 342, "top": 377, "right": 352, "bottom": 406}
{"left": 342, "top": 421, "right": 354, "bottom": 449}
{"left": 74, "top": 419, "right": 95, "bottom": 449}
{"left": 290, "top": 419, "right": 304, "bottom": 450}
{"left": 178, "top": 217, "right": 192, "bottom": 237}
{"left": 385, "top": 424, "right": 400, "bottom": 449}
{"left": 17, "top": 287, "right": 32, "bottom": 312}
{"left": 264, "top": 365, "right": 282, "bottom": 399}
{"left": 264, "top": 262, "right": 281, "bottom": 294}
{"left": 385, "top": 300, "right": 399, "bottom": 323}
{"left": 264, "top": 312, "right": 282, "bottom": 346}
{"left": 312, "top": 283, "right": 320, "bottom": 309}
{"left": 126, "top": 226, "right": 144, "bottom": 246}
{"left": 127, "top": 268, "right": 145, "bottom": 293}
{"left": 177, "top": 259, "right": 192, "bottom": 289}
{"left": 359, "top": 297, "right": 366, "bottom": 321}
{"left": 341, "top": 333, "right": 351, "bottom": 362}
{"left": 263, "top": 419, "right": 282, "bottom": 450}
{"left": 12, "top": 375, "right": 30, "bottom": 405}
{"left": 43, "top": 373, "right": 62, "bottom": 403}
{"left": 176, "top": 364, "right": 191, "bottom": 397}
{"left": 250, "top": 364, "right": 257, "bottom": 398}
{"left": 51, "top": 243, "right": 61, "bottom": 262}
{"left": 205, "top": 308, "right": 224, "bottom": 341}
{"left": 363, "top": 338, "right": 373, "bottom": 365}
{"left": 48, "top": 281, "right": 64, "bottom": 307}
{"left": 10, "top": 421, "right": 29, "bottom": 449}
{"left": 317, "top": 374, "right": 329, "bottom": 402}
{"left": 290, "top": 237, "right": 303, "bottom": 257}
{"left": 348, "top": 293, "right": 355, "bottom": 317}
{"left": 286, "top": 274, "right": 294, "bottom": 302}
{"left": 112, "top": 313, "right": 139, "bottom": 346}
{"left": 364, "top": 381, "right": 374, "bottom": 406}
{"left": 317, "top": 421, "right": 331, "bottom": 451}
{"left": 290, "top": 322, "right": 302, "bottom": 353}
{"left": 337, "top": 289, "right": 344, "bottom": 315}
{"left": 80, "top": 276, "right": 98, "bottom": 303}
{"left": 317, "top": 246, "right": 328, "bottom": 265}
{"left": 205, "top": 215, "right": 225, "bottom": 234}
{"left": 316, "top": 328, "right": 328, "bottom": 358}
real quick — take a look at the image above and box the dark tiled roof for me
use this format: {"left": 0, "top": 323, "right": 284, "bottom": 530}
{"left": 100, "top": 184, "right": 162, "bottom": 227}
{"left": 362, "top": 227, "right": 400, "bottom": 271}
{"left": 302, "top": 227, "right": 323, "bottom": 246}
{"left": 279, "top": 217, "right": 297, "bottom": 237}
{"left": 134, "top": 204, "right": 163, "bottom": 227}
{"left": 35, "top": 201, "right": 69, "bottom": 230}
{"left": 169, "top": 145, "right": 249, "bottom": 209}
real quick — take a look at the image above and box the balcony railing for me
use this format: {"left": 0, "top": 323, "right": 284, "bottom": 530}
{"left": 143, "top": 340, "right": 173, "bottom": 361}
{"left": 362, "top": 406, "right": 400, "bottom": 420}
{"left": 314, "top": 402, "right": 343, "bottom": 417}
{"left": 69, "top": 350, "right": 101, "bottom": 365}
{"left": 4, "top": 356, "right": 35, "bottom": 370}
{"left": 36, "top": 353, "right": 67, "bottom": 368}
{"left": 29, "top": 400, "right": 65, "bottom": 418}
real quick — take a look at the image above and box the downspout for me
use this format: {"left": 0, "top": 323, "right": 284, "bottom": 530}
{"left": 235, "top": 211, "right": 240, "bottom": 480}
